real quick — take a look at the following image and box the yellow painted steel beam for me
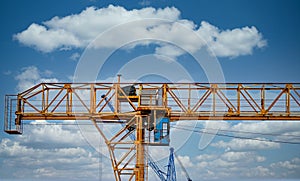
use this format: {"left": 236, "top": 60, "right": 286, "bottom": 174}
{"left": 4, "top": 82, "right": 300, "bottom": 181}
{"left": 135, "top": 115, "right": 145, "bottom": 181}
{"left": 6, "top": 82, "right": 300, "bottom": 124}
{"left": 18, "top": 114, "right": 300, "bottom": 121}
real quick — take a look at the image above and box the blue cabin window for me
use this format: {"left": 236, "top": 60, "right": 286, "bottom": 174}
{"left": 154, "top": 117, "right": 170, "bottom": 145}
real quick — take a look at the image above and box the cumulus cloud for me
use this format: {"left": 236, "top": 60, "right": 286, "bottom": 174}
{"left": 271, "top": 157, "right": 300, "bottom": 170}
{"left": 0, "top": 137, "right": 103, "bottom": 180}
{"left": 231, "top": 122, "right": 300, "bottom": 142}
{"left": 246, "top": 166, "right": 275, "bottom": 177}
{"left": 176, "top": 155, "right": 194, "bottom": 168}
{"left": 155, "top": 44, "right": 185, "bottom": 61}
{"left": 221, "top": 151, "right": 265, "bottom": 163}
{"left": 13, "top": 23, "right": 81, "bottom": 52}
{"left": 0, "top": 121, "right": 113, "bottom": 180}
{"left": 13, "top": 5, "right": 179, "bottom": 52}
{"left": 199, "top": 21, "right": 267, "bottom": 57}
{"left": 232, "top": 121, "right": 300, "bottom": 134}
{"left": 19, "top": 125, "right": 86, "bottom": 148}
{"left": 212, "top": 138, "right": 280, "bottom": 151}
{"left": 0, "top": 138, "right": 86, "bottom": 159}
{"left": 15, "top": 66, "right": 59, "bottom": 92}
{"left": 15, "top": 66, "right": 39, "bottom": 91}
{"left": 70, "top": 52, "right": 81, "bottom": 61}
{"left": 196, "top": 154, "right": 218, "bottom": 161}
{"left": 13, "top": 5, "right": 266, "bottom": 58}
{"left": 178, "top": 151, "right": 273, "bottom": 180}
{"left": 173, "top": 121, "right": 299, "bottom": 179}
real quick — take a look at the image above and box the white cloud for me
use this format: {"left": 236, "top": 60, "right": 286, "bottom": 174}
{"left": 195, "top": 21, "right": 267, "bottom": 57}
{"left": 176, "top": 155, "right": 194, "bottom": 168}
{"left": 15, "top": 66, "right": 59, "bottom": 92}
{"left": 13, "top": 5, "right": 179, "bottom": 53}
{"left": 14, "top": 23, "right": 81, "bottom": 52}
{"left": 147, "top": 146, "right": 169, "bottom": 162}
{"left": 232, "top": 121, "right": 300, "bottom": 135}
{"left": 221, "top": 151, "right": 266, "bottom": 162}
{"left": 15, "top": 66, "right": 40, "bottom": 91}
{"left": 155, "top": 44, "right": 185, "bottom": 61}
{"left": 0, "top": 138, "right": 87, "bottom": 159}
{"left": 163, "top": 121, "right": 298, "bottom": 180}
{"left": 197, "top": 121, "right": 232, "bottom": 150}
{"left": 19, "top": 125, "right": 86, "bottom": 148}
{"left": 70, "top": 52, "right": 81, "bottom": 61}
{"left": 212, "top": 138, "right": 280, "bottom": 151}
{"left": 14, "top": 5, "right": 266, "bottom": 58}
{"left": 231, "top": 122, "right": 300, "bottom": 142}
{"left": 245, "top": 166, "right": 275, "bottom": 177}
{"left": 196, "top": 154, "right": 218, "bottom": 161}
{"left": 184, "top": 151, "right": 273, "bottom": 180}
{"left": 15, "top": 66, "right": 39, "bottom": 80}
{"left": 271, "top": 157, "right": 300, "bottom": 170}
{"left": 0, "top": 121, "right": 113, "bottom": 180}
{"left": 0, "top": 138, "right": 103, "bottom": 180}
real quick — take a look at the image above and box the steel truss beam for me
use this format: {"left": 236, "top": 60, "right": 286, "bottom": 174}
{"left": 6, "top": 83, "right": 300, "bottom": 123}
{"left": 4, "top": 82, "right": 300, "bottom": 181}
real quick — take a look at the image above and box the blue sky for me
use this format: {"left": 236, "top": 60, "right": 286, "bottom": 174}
{"left": 0, "top": 0, "right": 300, "bottom": 180}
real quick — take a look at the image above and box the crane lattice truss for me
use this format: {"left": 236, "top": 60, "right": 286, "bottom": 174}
{"left": 4, "top": 82, "right": 300, "bottom": 181}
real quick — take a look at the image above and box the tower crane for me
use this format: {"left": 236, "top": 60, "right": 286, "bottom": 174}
{"left": 102, "top": 93, "right": 181, "bottom": 180}
{"left": 4, "top": 80, "right": 300, "bottom": 181}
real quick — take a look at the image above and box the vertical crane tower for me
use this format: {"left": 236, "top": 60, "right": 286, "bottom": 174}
{"left": 4, "top": 79, "right": 300, "bottom": 181}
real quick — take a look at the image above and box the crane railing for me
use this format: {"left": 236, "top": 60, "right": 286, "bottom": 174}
{"left": 5, "top": 83, "right": 300, "bottom": 126}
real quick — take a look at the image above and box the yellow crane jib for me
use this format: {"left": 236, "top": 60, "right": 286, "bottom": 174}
{"left": 3, "top": 82, "right": 300, "bottom": 181}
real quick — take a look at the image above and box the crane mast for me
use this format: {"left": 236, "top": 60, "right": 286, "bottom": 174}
{"left": 4, "top": 82, "right": 300, "bottom": 181}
